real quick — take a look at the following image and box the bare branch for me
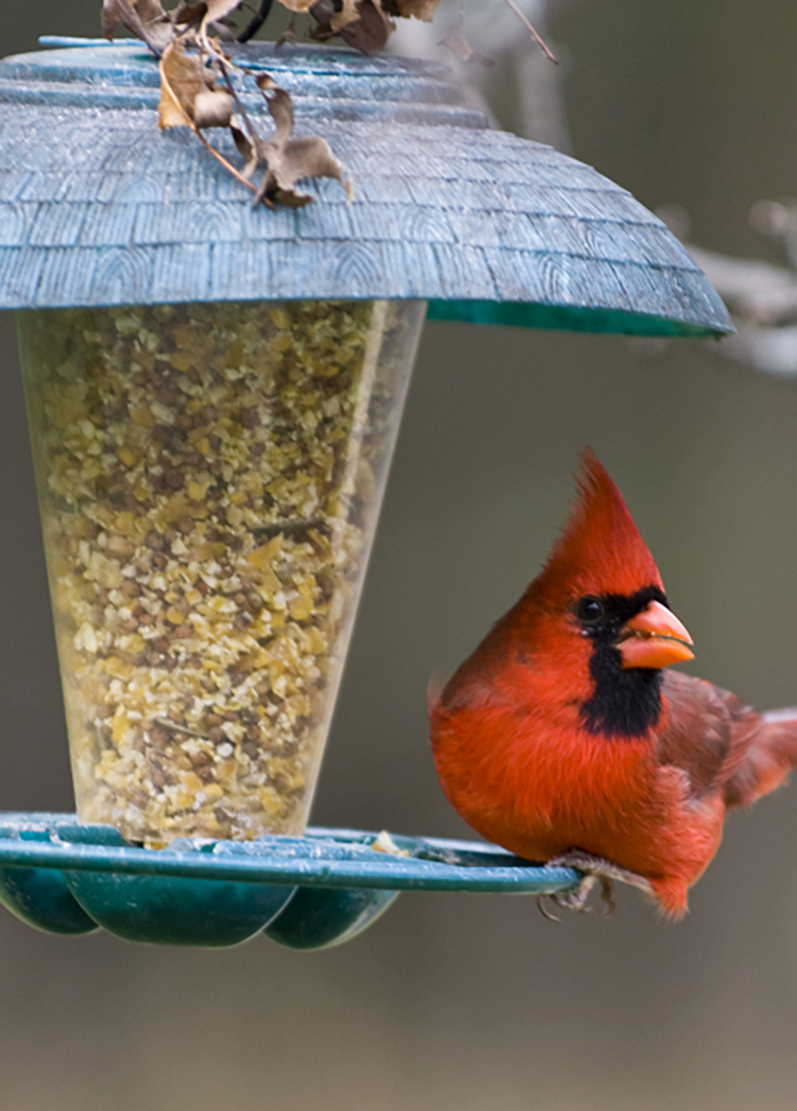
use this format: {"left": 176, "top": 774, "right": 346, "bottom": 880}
{"left": 687, "top": 245, "right": 797, "bottom": 327}
{"left": 235, "top": 0, "right": 275, "bottom": 41}
{"left": 503, "top": 0, "right": 558, "bottom": 63}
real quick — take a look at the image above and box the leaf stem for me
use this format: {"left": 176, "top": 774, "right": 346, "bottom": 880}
{"left": 195, "top": 127, "right": 260, "bottom": 195}
{"left": 211, "top": 43, "right": 259, "bottom": 142}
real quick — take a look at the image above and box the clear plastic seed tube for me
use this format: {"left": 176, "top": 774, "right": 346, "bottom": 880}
{"left": 18, "top": 299, "right": 424, "bottom": 846}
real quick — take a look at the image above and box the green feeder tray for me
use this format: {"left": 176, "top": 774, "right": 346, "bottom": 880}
{"left": 0, "top": 814, "right": 579, "bottom": 948}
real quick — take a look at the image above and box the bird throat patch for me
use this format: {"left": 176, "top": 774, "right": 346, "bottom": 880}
{"left": 580, "top": 654, "right": 664, "bottom": 738}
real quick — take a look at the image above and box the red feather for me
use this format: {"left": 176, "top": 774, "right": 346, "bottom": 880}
{"left": 429, "top": 453, "right": 797, "bottom": 917}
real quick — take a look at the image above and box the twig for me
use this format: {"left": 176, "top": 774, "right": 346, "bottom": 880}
{"left": 503, "top": 0, "right": 558, "bottom": 63}
{"left": 194, "top": 126, "right": 259, "bottom": 196}
{"left": 236, "top": 0, "right": 275, "bottom": 43}
{"left": 686, "top": 244, "right": 797, "bottom": 324}
{"left": 207, "top": 39, "right": 259, "bottom": 140}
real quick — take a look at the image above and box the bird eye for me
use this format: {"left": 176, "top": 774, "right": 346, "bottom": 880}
{"left": 577, "top": 596, "right": 604, "bottom": 625}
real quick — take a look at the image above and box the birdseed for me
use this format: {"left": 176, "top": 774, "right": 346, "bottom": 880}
{"left": 17, "top": 298, "right": 422, "bottom": 846}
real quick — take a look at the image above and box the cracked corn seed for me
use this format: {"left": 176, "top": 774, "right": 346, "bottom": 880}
{"left": 18, "top": 299, "right": 423, "bottom": 846}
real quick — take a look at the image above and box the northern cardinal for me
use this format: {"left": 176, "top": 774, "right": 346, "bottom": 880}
{"left": 429, "top": 453, "right": 797, "bottom": 917}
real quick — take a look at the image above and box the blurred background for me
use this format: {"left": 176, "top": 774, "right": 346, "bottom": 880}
{"left": 3, "top": 2, "right": 797, "bottom": 1109}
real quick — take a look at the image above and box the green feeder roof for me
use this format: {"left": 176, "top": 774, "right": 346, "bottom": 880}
{"left": 0, "top": 39, "right": 733, "bottom": 337}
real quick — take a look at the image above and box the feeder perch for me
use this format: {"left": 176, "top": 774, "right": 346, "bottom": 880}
{"left": 0, "top": 38, "right": 732, "bottom": 948}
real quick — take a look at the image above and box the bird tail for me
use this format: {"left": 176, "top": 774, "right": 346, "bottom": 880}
{"left": 724, "top": 705, "right": 797, "bottom": 809}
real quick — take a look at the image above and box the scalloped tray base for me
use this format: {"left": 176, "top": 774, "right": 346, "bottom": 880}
{"left": 0, "top": 814, "right": 578, "bottom": 948}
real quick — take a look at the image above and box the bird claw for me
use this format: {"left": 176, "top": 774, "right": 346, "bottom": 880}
{"left": 536, "top": 894, "right": 563, "bottom": 921}
{"left": 537, "top": 852, "right": 651, "bottom": 921}
{"left": 536, "top": 874, "right": 614, "bottom": 920}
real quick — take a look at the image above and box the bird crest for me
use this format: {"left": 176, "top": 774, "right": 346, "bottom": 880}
{"left": 536, "top": 451, "right": 663, "bottom": 604}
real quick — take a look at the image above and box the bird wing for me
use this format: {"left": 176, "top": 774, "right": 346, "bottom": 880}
{"left": 656, "top": 670, "right": 738, "bottom": 799}
{"left": 657, "top": 670, "right": 797, "bottom": 808}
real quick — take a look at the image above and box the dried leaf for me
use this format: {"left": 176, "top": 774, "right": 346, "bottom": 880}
{"left": 159, "top": 44, "right": 259, "bottom": 195}
{"left": 231, "top": 123, "right": 258, "bottom": 178}
{"left": 256, "top": 137, "right": 346, "bottom": 207}
{"left": 310, "top": 0, "right": 392, "bottom": 54}
{"left": 201, "top": 0, "right": 247, "bottom": 30}
{"left": 307, "top": 0, "right": 335, "bottom": 35}
{"left": 438, "top": 17, "right": 494, "bottom": 67}
{"left": 105, "top": 1, "right": 351, "bottom": 210}
{"left": 276, "top": 134, "right": 347, "bottom": 191}
{"left": 257, "top": 79, "right": 294, "bottom": 144}
{"left": 382, "top": 0, "right": 439, "bottom": 20}
{"left": 346, "top": 1, "right": 393, "bottom": 54}
{"left": 101, "top": 0, "right": 174, "bottom": 53}
{"left": 158, "top": 40, "right": 210, "bottom": 128}
{"left": 136, "top": 0, "right": 169, "bottom": 21}
{"left": 310, "top": 0, "right": 439, "bottom": 41}
{"left": 276, "top": 0, "right": 317, "bottom": 11}
{"left": 330, "top": 0, "right": 359, "bottom": 32}
{"left": 173, "top": 2, "right": 209, "bottom": 25}
{"left": 193, "top": 88, "right": 233, "bottom": 127}
{"left": 254, "top": 75, "right": 349, "bottom": 207}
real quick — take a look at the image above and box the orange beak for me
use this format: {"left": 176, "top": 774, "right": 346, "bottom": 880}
{"left": 618, "top": 600, "right": 694, "bottom": 669}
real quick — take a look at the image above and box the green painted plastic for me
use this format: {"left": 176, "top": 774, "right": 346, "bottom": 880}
{"left": 58, "top": 822, "right": 295, "bottom": 946}
{"left": 64, "top": 870, "right": 295, "bottom": 947}
{"left": 0, "top": 865, "right": 98, "bottom": 935}
{"left": 264, "top": 886, "right": 399, "bottom": 950}
{"left": 426, "top": 299, "right": 725, "bottom": 337}
{"left": 0, "top": 815, "right": 580, "bottom": 948}
{"left": 0, "top": 824, "right": 97, "bottom": 934}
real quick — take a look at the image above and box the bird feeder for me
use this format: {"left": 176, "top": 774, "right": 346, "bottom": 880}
{"left": 0, "top": 37, "right": 732, "bottom": 947}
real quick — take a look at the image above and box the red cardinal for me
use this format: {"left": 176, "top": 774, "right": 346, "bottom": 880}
{"left": 430, "top": 453, "right": 797, "bottom": 917}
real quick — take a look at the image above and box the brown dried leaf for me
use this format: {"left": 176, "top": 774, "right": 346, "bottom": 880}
{"left": 136, "top": 0, "right": 169, "bottom": 21}
{"left": 101, "top": 0, "right": 174, "bottom": 53}
{"left": 303, "top": 0, "right": 443, "bottom": 53}
{"left": 382, "top": 0, "right": 439, "bottom": 20}
{"left": 158, "top": 45, "right": 258, "bottom": 194}
{"left": 256, "top": 134, "right": 347, "bottom": 207}
{"left": 311, "top": 0, "right": 392, "bottom": 54}
{"left": 438, "top": 17, "right": 494, "bottom": 67}
{"left": 306, "top": 1, "right": 333, "bottom": 37}
{"left": 111, "top": 5, "right": 350, "bottom": 210}
{"left": 173, "top": 2, "right": 208, "bottom": 25}
{"left": 279, "top": 134, "right": 344, "bottom": 189}
{"left": 201, "top": 0, "right": 246, "bottom": 28}
{"left": 330, "top": 0, "right": 359, "bottom": 32}
{"left": 254, "top": 77, "right": 349, "bottom": 207}
{"left": 276, "top": 0, "right": 318, "bottom": 11}
{"left": 193, "top": 88, "right": 233, "bottom": 127}
{"left": 257, "top": 79, "right": 293, "bottom": 144}
{"left": 230, "top": 124, "right": 258, "bottom": 178}
{"left": 158, "top": 40, "right": 210, "bottom": 128}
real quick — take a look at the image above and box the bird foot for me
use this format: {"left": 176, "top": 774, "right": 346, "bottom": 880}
{"left": 537, "top": 852, "right": 653, "bottom": 920}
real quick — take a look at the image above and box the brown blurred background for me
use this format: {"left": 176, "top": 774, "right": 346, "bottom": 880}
{"left": 3, "top": 3, "right": 797, "bottom": 1109}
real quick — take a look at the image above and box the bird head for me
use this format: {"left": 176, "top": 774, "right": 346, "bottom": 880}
{"left": 516, "top": 452, "right": 694, "bottom": 736}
